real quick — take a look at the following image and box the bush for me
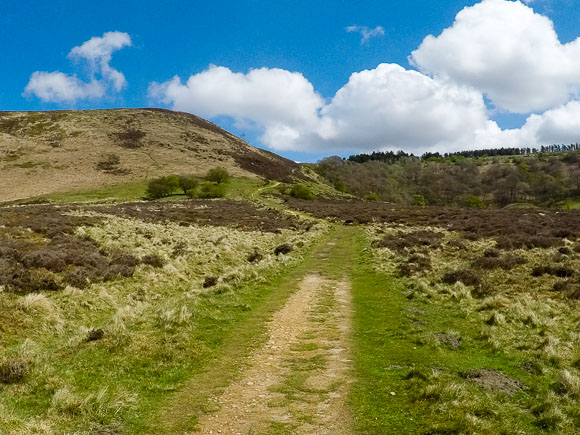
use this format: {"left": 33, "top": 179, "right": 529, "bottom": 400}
{"left": 466, "top": 196, "right": 486, "bottom": 208}
{"left": 290, "top": 184, "right": 315, "bottom": 200}
{"left": 195, "top": 182, "right": 227, "bottom": 199}
{"left": 0, "top": 359, "right": 28, "bottom": 384}
{"left": 203, "top": 276, "right": 218, "bottom": 288}
{"left": 442, "top": 269, "right": 481, "bottom": 287}
{"left": 141, "top": 254, "right": 165, "bottom": 268}
{"left": 146, "top": 175, "right": 180, "bottom": 199}
{"left": 96, "top": 153, "right": 128, "bottom": 174}
{"left": 206, "top": 167, "right": 230, "bottom": 184}
{"left": 412, "top": 194, "right": 425, "bottom": 206}
{"left": 334, "top": 181, "right": 346, "bottom": 193}
{"left": 178, "top": 175, "right": 199, "bottom": 194}
{"left": 274, "top": 243, "right": 293, "bottom": 255}
{"left": 365, "top": 193, "right": 379, "bottom": 201}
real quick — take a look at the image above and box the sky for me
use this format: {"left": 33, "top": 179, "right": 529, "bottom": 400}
{"left": 2, "top": 0, "right": 580, "bottom": 162}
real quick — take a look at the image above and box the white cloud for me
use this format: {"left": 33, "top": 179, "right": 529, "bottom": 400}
{"left": 24, "top": 72, "right": 104, "bottom": 103}
{"left": 346, "top": 25, "right": 385, "bottom": 44}
{"left": 24, "top": 31, "right": 131, "bottom": 103}
{"left": 410, "top": 0, "right": 580, "bottom": 114}
{"left": 150, "top": 0, "right": 580, "bottom": 155}
{"left": 148, "top": 65, "right": 325, "bottom": 149}
{"left": 150, "top": 63, "right": 496, "bottom": 154}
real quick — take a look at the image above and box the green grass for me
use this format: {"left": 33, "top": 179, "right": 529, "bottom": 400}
{"left": 348, "top": 230, "right": 570, "bottom": 434}
{"left": 40, "top": 177, "right": 265, "bottom": 204}
{"left": 43, "top": 180, "right": 149, "bottom": 203}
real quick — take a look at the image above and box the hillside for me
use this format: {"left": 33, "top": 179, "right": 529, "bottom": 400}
{"left": 0, "top": 108, "right": 302, "bottom": 202}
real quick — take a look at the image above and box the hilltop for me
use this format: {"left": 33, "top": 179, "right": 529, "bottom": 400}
{"left": 0, "top": 108, "right": 302, "bottom": 202}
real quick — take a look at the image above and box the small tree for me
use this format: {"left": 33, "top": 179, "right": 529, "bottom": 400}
{"left": 178, "top": 175, "right": 199, "bottom": 194}
{"left": 146, "top": 175, "right": 179, "bottom": 199}
{"left": 197, "top": 182, "right": 227, "bottom": 198}
{"left": 290, "top": 184, "right": 315, "bottom": 200}
{"left": 206, "top": 167, "right": 230, "bottom": 184}
{"left": 412, "top": 194, "right": 426, "bottom": 206}
{"left": 365, "top": 193, "right": 379, "bottom": 201}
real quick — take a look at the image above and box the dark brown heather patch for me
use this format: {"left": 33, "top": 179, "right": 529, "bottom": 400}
{"left": 463, "top": 369, "right": 526, "bottom": 396}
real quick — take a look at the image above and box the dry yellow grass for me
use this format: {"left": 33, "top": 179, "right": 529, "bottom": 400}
{"left": 0, "top": 108, "right": 302, "bottom": 202}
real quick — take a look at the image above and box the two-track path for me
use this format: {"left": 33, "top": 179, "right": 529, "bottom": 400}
{"left": 159, "top": 230, "right": 355, "bottom": 434}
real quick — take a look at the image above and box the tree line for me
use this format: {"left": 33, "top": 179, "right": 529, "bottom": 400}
{"left": 347, "top": 143, "right": 580, "bottom": 164}
{"left": 316, "top": 150, "right": 580, "bottom": 207}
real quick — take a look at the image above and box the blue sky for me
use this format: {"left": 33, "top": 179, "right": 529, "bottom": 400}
{"left": 2, "top": 0, "right": 580, "bottom": 161}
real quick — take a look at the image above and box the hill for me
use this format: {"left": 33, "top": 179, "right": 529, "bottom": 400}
{"left": 0, "top": 108, "right": 302, "bottom": 202}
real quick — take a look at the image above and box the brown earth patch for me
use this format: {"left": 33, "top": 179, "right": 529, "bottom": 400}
{"left": 463, "top": 369, "right": 526, "bottom": 396}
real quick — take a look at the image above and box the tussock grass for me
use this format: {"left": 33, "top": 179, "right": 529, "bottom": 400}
{"left": 0, "top": 206, "right": 328, "bottom": 432}
{"left": 356, "top": 222, "right": 580, "bottom": 432}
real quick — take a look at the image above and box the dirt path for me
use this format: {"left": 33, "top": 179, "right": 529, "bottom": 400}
{"left": 194, "top": 272, "right": 353, "bottom": 434}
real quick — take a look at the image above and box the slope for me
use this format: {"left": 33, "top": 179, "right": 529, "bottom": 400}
{"left": 0, "top": 108, "right": 302, "bottom": 202}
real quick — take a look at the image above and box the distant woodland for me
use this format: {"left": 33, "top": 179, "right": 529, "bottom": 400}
{"left": 315, "top": 146, "right": 580, "bottom": 207}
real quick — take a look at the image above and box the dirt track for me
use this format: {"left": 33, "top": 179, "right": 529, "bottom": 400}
{"left": 195, "top": 273, "right": 353, "bottom": 434}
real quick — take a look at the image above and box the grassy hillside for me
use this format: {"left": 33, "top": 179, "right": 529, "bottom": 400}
{"left": 0, "top": 109, "right": 302, "bottom": 203}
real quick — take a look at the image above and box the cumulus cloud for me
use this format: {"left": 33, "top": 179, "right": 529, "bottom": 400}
{"left": 148, "top": 65, "right": 326, "bottom": 149}
{"left": 24, "top": 31, "right": 131, "bottom": 103}
{"left": 150, "top": 63, "right": 497, "bottom": 154}
{"left": 410, "top": 0, "right": 580, "bottom": 113}
{"left": 346, "top": 25, "right": 385, "bottom": 44}
{"left": 150, "top": 0, "right": 580, "bottom": 155}
{"left": 25, "top": 72, "right": 104, "bottom": 103}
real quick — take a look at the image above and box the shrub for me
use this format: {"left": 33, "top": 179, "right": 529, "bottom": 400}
{"left": 247, "top": 251, "right": 263, "bottom": 263}
{"left": 334, "top": 181, "right": 346, "bottom": 193}
{"left": 484, "top": 248, "right": 501, "bottom": 258}
{"left": 290, "top": 184, "right": 315, "bottom": 200}
{"left": 531, "top": 266, "right": 574, "bottom": 278}
{"left": 63, "top": 268, "right": 93, "bottom": 289}
{"left": 365, "top": 193, "right": 379, "bottom": 201}
{"left": 178, "top": 175, "right": 199, "bottom": 194}
{"left": 274, "top": 243, "right": 293, "bottom": 256}
{"left": 0, "top": 359, "right": 28, "bottom": 384}
{"left": 86, "top": 328, "right": 104, "bottom": 342}
{"left": 466, "top": 196, "right": 486, "bottom": 208}
{"left": 203, "top": 276, "right": 218, "bottom": 288}
{"left": 196, "top": 182, "right": 227, "bottom": 199}
{"left": 141, "top": 254, "right": 165, "bottom": 268}
{"left": 412, "top": 194, "right": 425, "bottom": 206}
{"left": 113, "top": 128, "right": 146, "bottom": 148}
{"left": 96, "top": 153, "right": 128, "bottom": 174}
{"left": 442, "top": 269, "right": 481, "bottom": 287}
{"left": 206, "top": 167, "right": 230, "bottom": 184}
{"left": 146, "top": 175, "right": 180, "bottom": 199}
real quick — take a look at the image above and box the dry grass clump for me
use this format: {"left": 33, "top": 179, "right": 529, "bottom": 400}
{"left": 553, "top": 369, "right": 580, "bottom": 398}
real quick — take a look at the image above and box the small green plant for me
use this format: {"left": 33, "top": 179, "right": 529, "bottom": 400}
{"left": 206, "top": 167, "right": 231, "bottom": 184}
{"left": 364, "top": 193, "right": 379, "bottom": 201}
{"left": 466, "top": 196, "right": 486, "bottom": 208}
{"left": 412, "top": 194, "right": 425, "bottom": 206}
{"left": 290, "top": 184, "right": 315, "bottom": 200}
{"left": 146, "top": 175, "right": 179, "bottom": 199}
